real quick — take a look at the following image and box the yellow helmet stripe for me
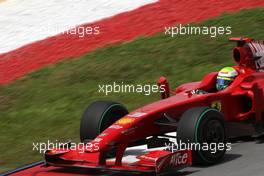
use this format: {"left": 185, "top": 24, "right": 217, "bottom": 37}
{"left": 217, "top": 76, "right": 233, "bottom": 81}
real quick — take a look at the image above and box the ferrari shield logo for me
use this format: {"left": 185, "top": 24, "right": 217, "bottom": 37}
{"left": 211, "top": 101, "right": 221, "bottom": 111}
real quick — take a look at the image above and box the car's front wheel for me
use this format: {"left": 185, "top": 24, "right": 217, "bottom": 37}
{"left": 80, "top": 101, "right": 128, "bottom": 142}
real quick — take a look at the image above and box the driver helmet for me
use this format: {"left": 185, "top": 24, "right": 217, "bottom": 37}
{"left": 216, "top": 67, "right": 238, "bottom": 91}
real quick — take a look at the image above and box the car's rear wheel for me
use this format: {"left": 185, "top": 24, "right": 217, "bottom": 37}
{"left": 177, "top": 107, "right": 227, "bottom": 165}
{"left": 80, "top": 101, "right": 128, "bottom": 142}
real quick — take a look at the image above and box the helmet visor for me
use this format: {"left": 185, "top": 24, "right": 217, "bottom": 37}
{"left": 216, "top": 77, "right": 233, "bottom": 90}
{"left": 216, "top": 78, "right": 232, "bottom": 86}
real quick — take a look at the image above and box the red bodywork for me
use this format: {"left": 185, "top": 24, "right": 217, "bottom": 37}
{"left": 44, "top": 38, "right": 264, "bottom": 174}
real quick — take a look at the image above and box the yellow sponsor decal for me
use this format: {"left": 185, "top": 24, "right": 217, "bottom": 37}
{"left": 211, "top": 100, "right": 221, "bottom": 111}
{"left": 116, "top": 117, "right": 134, "bottom": 125}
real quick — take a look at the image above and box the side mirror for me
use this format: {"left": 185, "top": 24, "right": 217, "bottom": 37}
{"left": 157, "top": 76, "right": 170, "bottom": 99}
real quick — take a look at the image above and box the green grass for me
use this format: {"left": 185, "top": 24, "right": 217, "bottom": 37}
{"left": 1, "top": 8, "right": 264, "bottom": 173}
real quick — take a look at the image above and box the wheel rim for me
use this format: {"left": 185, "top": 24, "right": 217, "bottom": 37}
{"left": 201, "top": 119, "right": 226, "bottom": 158}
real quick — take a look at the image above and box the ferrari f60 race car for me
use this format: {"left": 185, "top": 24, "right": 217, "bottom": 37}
{"left": 45, "top": 37, "right": 264, "bottom": 175}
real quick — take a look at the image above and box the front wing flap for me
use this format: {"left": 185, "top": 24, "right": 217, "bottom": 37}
{"left": 45, "top": 149, "right": 192, "bottom": 174}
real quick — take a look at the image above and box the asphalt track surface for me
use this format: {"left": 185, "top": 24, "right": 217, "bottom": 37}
{"left": 180, "top": 140, "right": 264, "bottom": 176}
{"left": 5, "top": 139, "right": 264, "bottom": 176}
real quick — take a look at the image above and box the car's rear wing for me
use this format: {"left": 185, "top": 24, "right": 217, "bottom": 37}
{"left": 247, "top": 40, "right": 264, "bottom": 70}
{"left": 229, "top": 37, "right": 264, "bottom": 71}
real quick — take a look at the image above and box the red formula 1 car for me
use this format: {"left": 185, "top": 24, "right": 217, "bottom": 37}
{"left": 45, "top": 38, "right": 264, "bottom": 175}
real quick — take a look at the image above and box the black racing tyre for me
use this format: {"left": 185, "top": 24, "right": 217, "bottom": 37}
{"left": 80, "top": 101, "right": 128, "bottom": 142}
{"left": 177, "top": 107, "right": 227, "bottom": 165}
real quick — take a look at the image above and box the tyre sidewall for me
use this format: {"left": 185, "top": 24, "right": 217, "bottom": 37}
{"left": 80, "top": 101, "right": 128, "bottom": 142}
{"left": 178, "top": 107, "right": 227, "bottom": 165}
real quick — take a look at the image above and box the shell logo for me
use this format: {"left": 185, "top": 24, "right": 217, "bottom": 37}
{"left": 116, "top": 117, "right": 134, "bottom": 125}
